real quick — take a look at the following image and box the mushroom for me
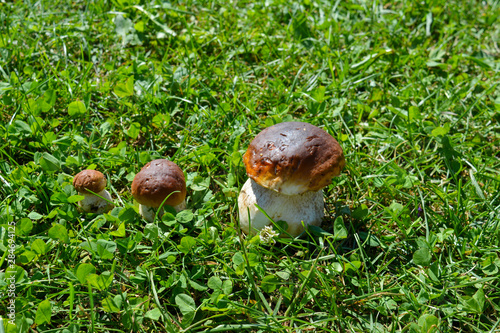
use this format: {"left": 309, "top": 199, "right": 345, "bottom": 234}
{"left": 238, "top": 122, "right": 345, "bottom": 237}
{"left": 73, "top": 169, "right": 114, "bottom": 214}
{"left": 131, "top": 159, "right": 186, "bottom": 222}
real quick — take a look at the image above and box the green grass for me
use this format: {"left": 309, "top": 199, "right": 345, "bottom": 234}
{"left": 1, "top": 0, "right": 499, "bottom": 332}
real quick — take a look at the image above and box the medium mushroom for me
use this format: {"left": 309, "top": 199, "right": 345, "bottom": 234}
{"left": 238, "top": 121, "right": 346, "bottom": 237}
{"left": 131, "top": 159, "right": 186, "bottom": 222}
{"left": 73, "top": 169, "right": 113, "bottom": 214}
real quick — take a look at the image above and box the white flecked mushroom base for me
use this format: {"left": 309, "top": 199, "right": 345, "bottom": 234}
{"left": 78, "top": 190, "right": 113, "bottom": 214}
{"left": 238, "top": 178, "right": 324, "bottom": 237}
{"left": 139, "top": 200, "right": 186, "bottom": 222}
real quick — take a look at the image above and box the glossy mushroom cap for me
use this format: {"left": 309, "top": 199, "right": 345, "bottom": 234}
{"left": 73, "top": 170, "right": 107, "bottom": 194}
{"left": 243, "top": 122, "right": 345, "bottom": 196}
{"left": 131, "top": 159, "right": 186, "bottom": 208}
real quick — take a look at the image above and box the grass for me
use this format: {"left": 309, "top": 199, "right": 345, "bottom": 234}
{"left": 0, "top": 0, "right": 499, "bottom": 332}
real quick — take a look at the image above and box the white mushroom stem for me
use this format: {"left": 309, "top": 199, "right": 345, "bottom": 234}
{"left": 139, "top": 200, "right": 186, "bottom": 222}
{"left": 238, "top": 178, "right": 324, "bottom": 237}
{"left": 78, "top": 190, "right": 113, "bottom": 214}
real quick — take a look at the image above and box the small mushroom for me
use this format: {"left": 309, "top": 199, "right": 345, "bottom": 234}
{"left": 238, "top": 122, "right": 346, "bottom": 237}
{"left": 131, "top": 159, "right": 186, "bottom": 222}
{"left": 73, "top": 169, "right": 113, "bottom": 214}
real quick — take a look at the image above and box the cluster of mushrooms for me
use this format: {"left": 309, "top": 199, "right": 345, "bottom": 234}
{"left": 73, "top": 160, "right": 186, "bottom": 222}
{"left": 73, "top": 121, "right": 345, "bottom": 237}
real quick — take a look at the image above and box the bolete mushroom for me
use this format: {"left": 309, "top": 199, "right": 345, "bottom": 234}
{"left": 131, "top": 159, "right": 186, "bottom": 222}
{"left": 73, "top": 169, "right": 113, "bottom": 214}
{"left": 238, "top": 121, "right": 345, "bottom": 237}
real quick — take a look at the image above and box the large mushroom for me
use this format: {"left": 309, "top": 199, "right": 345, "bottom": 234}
{"left": 73, "top": 169, "right": 114, "bottom": 214}
{"left": 131, "top": 159, "right": 186, "bottom": 222}
{"left": 238, "top": 122, "right": 345, "bottom": 237}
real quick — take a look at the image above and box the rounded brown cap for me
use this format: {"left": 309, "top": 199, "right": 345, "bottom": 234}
{"left": 131, "top": 159, "right": 186, "bottom": 208}
{"left": 73, "top": 169, "right": 107, "bottom": 194}
{"left": 243, "top": 122, "right": 345, "bottom": 195}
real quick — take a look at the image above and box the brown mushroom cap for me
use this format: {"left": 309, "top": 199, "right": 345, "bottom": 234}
{"left": 73, "top": 169, "right": 107, "bottom": 194}
{"left": 243, "top": 122, "right": 345, "bottom": 195}
{"left": 131, "top": 159, "right": 186, "bottom": 208}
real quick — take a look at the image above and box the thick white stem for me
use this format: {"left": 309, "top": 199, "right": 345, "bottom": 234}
{"left": 79, "top": 190, "right": 113, "bottom": 214}
{"left": 139, "top": 200, "right": 186, "bottom": 222}
{"left": 238, "top": 178, "right": 324, "bottom": 237}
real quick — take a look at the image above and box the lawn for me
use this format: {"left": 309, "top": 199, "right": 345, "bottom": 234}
{"left": 1, "top": 0, "right": 499, "bottom": 332}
